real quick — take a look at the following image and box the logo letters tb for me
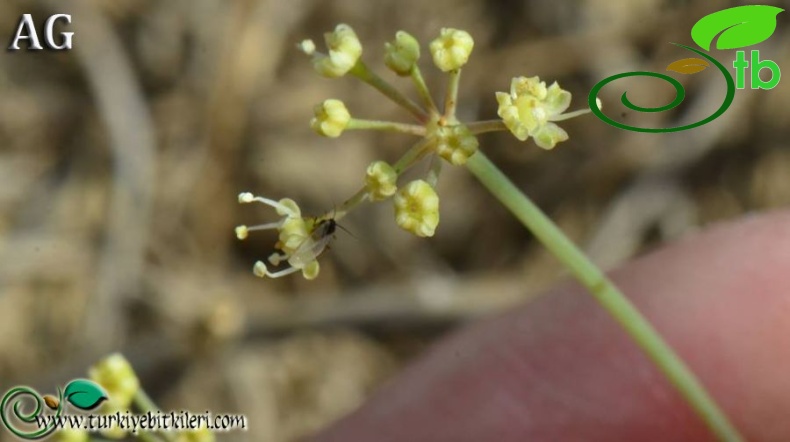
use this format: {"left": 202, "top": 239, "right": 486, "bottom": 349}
{"left": 733, "top": 50, "right": 781, "bottom": 90}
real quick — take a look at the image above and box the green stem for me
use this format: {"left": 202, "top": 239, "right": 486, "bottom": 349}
{"left": 393, "top": 138, "right": 432, "bottom": 174}
{"left": 347, "top": 118, "right": 426, "bottom": 136}
{"left": 465, "top": 151, "right": 743, "bottom": 442}
{"left": 443, "top": 69, "right": 461, "bottom": 121}
{"left": 133, "top": 390, "right": 176, "bottom": 442}
{"left": 330, "top": 138, "right": 432, "bottom": 221}
{"left": 410, "top": 66, "right": 439, "bottom": 115}
{"left": 350, "top": 61, "right": 428, "bottom": 122}
{"left": 335, "top": 188, "right": 368, "bottom": 220}
{"left": 467, "top": 119, "right": 507, "bottom": 135}
{"left": 136, "top": 432, "right": 164, "bottom": 442}
{"left": 133, "top": 389, "right": 159, "bottom": 413}
{"left": 426, "top": 154, "right": 442, "bottom": 188}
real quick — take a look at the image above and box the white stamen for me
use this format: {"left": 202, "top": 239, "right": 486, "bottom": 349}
{"left": 551, "top": 107, "right": 592, "bottom": 122}
{"left": 253, "top": 260, "right": 301, "bottom": 279}
{"left": 250, "top": 196, "right": 298, "bottom": 218}
{"left": 247, "top": 221, "right": 284, "bottom": 231}
{"left": 267, "top": 267, "right": 301, "bottom": 278}
{"left": 268, "top": 252, "right": 288, "bottom": 266}
{"left": 235, "top": 225, "right": 249, "bottom": 240}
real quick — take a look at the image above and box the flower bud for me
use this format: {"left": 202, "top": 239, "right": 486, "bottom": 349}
{"left": 384, "top": 31, "right": 420, "bottom": 76}
{"left": 305, "top": 24, "right": 362, "bottom": 78}
{"left": 365, "top": 161, "right": 398, "bottom": 201}
{"left": 310, "top": 99, "right": 351, "bottom": 138}
{"left": 88, "top": 353, "right": 139, "bottom": 410}
{"left": 429, "top": 28, "right": 474, "bottom": 72}
{"left": 394, "top": 180, "right": 440, "bottom": 237}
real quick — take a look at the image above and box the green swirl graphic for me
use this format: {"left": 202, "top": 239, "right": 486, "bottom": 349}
{"left": 588, "top": 43, "right": 735, "bottom": 133}
{"left": 1, "top": 387, "right": 63, "bottom": 440}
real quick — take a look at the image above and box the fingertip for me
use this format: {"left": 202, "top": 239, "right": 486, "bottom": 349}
{"left": 316, "top": 210, "right": 790, "bottom": 442}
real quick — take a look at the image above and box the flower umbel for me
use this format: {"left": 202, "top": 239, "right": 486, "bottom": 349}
{"left": 241, "top": 25, "right": 597, "bottom": 279}
{"left": 496, "top": 76, "right": 593, "bottom": 149}
{"left": 394, "top": 180, "right": 440, "bottom": 237}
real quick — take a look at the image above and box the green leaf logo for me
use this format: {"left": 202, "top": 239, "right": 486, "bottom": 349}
{"left": 63, "top": 379, "right": 107, "bottom": 410}
{"left": 691, "top": 5, "right": 784, "bottom": 51}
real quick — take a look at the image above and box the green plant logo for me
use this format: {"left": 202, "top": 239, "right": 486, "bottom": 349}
{"left": 1, "top": 379, "right": 107, "bottom": 440}
{"left": 589, "top": 5, "right": 784, "bottom": 132}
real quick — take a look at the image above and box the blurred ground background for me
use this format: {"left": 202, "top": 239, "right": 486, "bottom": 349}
{"left": 0, "top": 0, "right": 788, "bottom": 440}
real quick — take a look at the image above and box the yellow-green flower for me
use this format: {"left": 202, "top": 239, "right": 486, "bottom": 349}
{"left": 365, "top": 161, "right": 398, "bottom": 201}
{"left": 176, "top": 427, "right": 216, "bottom": 442}
{"left": 278, "top": 216, "right": 309, "bottom": 255}
{"left": 394, "top": 180, "right": 440, "bottom": 237}
{"left": 299, "top": 24, "right": 362, "bottom": 78}
{"left": 237, "top": 193, "right": 322, "bottom": 280}
{"left": 310, "top": 99, "right": 351, "bottom": 138}
{"left": 97, "top": 402, "right": 129, "bottom": 440}
{"left": 100, "top": 427, "right": 126, "bottom": 440}
{"left": 496, "top": 76, "right": 584, "bottom": 149}
{"left": 89, "top": 353, "right": 139, "bottom": 410}
{"left": 385, "top": 31, "right": 420, "bottom": 76}
{"left": 54, "top": 428, "right": 89, "bottom": 442}
{"left": 429, "top": 28, "right": 474, "bottom": 72}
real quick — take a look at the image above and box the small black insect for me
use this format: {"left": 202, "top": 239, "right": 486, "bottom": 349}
{"left": 287, "top": 217, "right": 339, "bottom": 268}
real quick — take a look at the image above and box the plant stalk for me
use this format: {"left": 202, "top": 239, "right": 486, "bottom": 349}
{"left": 133, "top": 390, "right": 176, "bottom": 442}
{"left": 347, "top": 119, "right": 426, "bottom": 136}
{"left": 350, "top": 61, "right": 428, "bottom": 122}
{"left": 443, "top": 69, "right": 461, "bottom": 121}
{"left": 467, "top": 119, "right": 507, "bottom": 134}
{"left": 410, "top": 66, "right": 439, "bottom": 115}
{"left": 465, "top": 151, "right": 743, "bottom": 442}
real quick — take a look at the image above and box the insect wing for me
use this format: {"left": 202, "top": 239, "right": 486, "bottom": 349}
{"left": 289, "top": 221, "right": 334, "bottom": 267}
